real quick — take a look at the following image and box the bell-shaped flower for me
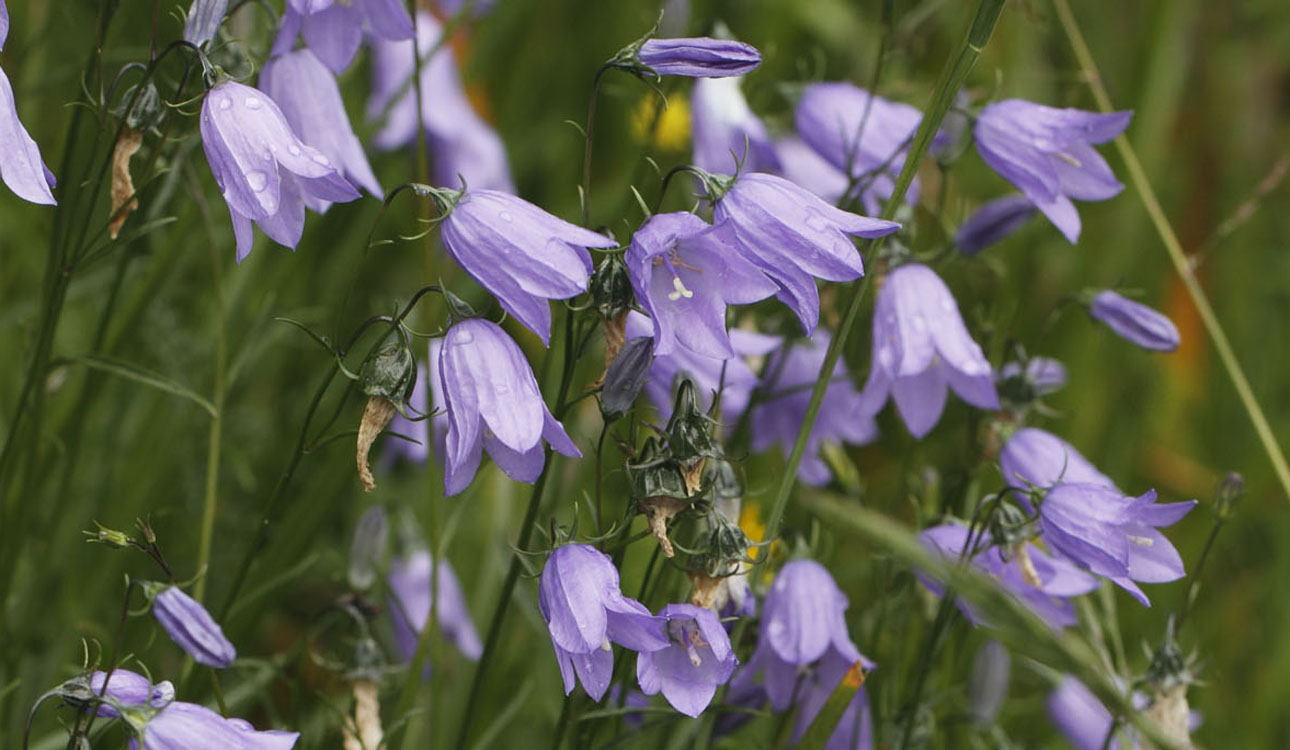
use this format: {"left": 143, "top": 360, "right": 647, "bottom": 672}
{"left": 438, "top": 319, "right": 580, "bottom": 495}
{"left": 439, "top": 192, "right": 615, "bottom": 343}
{"left": 690, "top": 76, "right": 778, "bottom": 175}
{"left": 539, "top": 544, "right": 669, "bottom": 700}
{"left": 0, "top": 3, "right": 56, "bottom": 205}
{"left": 151, "top": 585, "right": 236, "bottom": 668}
{"left": 636, "top": 37, "right": 761, "bottom": 78}
{"left": 124, "top": 700, "right": 299, "bottom": 750}
{"left": 999, "top": 427, "right": 1114, "bottom": 492}
{"left": 1088, "top": 290, "right": 1180, "bottom": 352}
{"left": 713, "top": 172, "right": 900, "bottom": 333}
{"left": 775, "top": 135, "right": 848, "bottom": 204}
{"left": 387, "top": 549, "right": 482, "bottom": 662}
{"left": 1039, "top": 483, "right": 1195, "bottom": 605}
{"left": 87, "top": 670, "right": 174, "bottom": 718}
{"left": 386, "top": 338, "right": 445, "bottom": 465}
{"left": 199, "top": 80, "right": 359, "bottom": 261}
{"left": 183, "top": 0, "right": 228, "bottom": 47}
{"left": 1048, "top": 677, "right": 1122, "bottom": 750}
{"left": 974, "top": 100, "right": 1132, "bottom": 243}
{"left": 955, "top": 195, "right": 1036, "bottom": 255}
{"left": 626, "top": 212, "right": 777, "bottom": 359}
{"left": 636, "top": 603, "right": 737, "bottom": 717}
{"left": 274, "top": 0, "right": 413, "bottom": 74}
{"left": 750, "top": 330, "right": 876, "bottom": 486}
{"left": 857, "top": 263, "right": 998, "bottom": 438}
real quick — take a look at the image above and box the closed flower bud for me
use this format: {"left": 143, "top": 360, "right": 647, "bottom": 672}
{"left": 956, "top": 195, "right": 1036, "bottom": 255}
{"left": 149, "top": 584, "right": 237, "bottom": 668}
{"left": 1088, "top": 290, "right": 1181, "bottom": 352}
{"left": 633, "top": 37, "right": 761, "bottom": 79}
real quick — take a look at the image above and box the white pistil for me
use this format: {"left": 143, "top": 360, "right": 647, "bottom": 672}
{"left": 668, "top": 275, "right": 694, "bottom": 301}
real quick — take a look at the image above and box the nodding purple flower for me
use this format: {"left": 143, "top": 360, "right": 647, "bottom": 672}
{"left": 87, "top": 670, "right": 175, "bottom": 718}
{"left": 1039, "top": 483, "right": 1195, "bottom": 605}
{"left": 969, "top": 641, "right": 1011, "bottom": 727}
{"left": 858, "top": 263, "right": 999, "bottom": 438}
{"left": 1088, "top": 290, "right": 1180, "bottom": 352}
{"left": 750, "top": 330, "right": 876, "bottom": 486}
{"left": 636, "top": 37, "right": 761, "bottom": 78}
{"left": 714, "top": 172, "right": 900, "bottom": 334}
{"left": 183, "top": 0, "right": 228, "bottom": 47}
{"left": 439, "top": 192, "right": 615, "bottom": 344}
{"left": 999, "top": 427, "right": 1114, "bottom": 492}
{"left": 124, "top": 700, "right": 300, "bottom": 750}
{"left": 775, "top": 136, "right": 848, "bottom": 204}
{"left": 956, "top": 195, "right": 1037, "bottom": 255}
{"left": 974, "top": 100, "right": 1132, "bottom": 243}
{"left": 438, "top": 319, "right": 580, "bottom": 495}
{"left": 0, "top": 2, "right": 56, "bottom": 205}
{"left": 387, "top": 549, "right": 483, "bottom": 662}
{"left": 151, "top": 586, "right": 237, "bottom": 668}
{"left": 795, "top": 83, "right": 929, "bottom": 215}
{"left": 691, "top": 76, "right": 779, "bottom": 175}
{"left": 200, "top": 80, "right": 359, "bottom": 262}
{"left": 259, "top": 49, "right": 381, "bottom": 208}
{"left": 996, "top": 356, "right": 1067, "bottom": 398}
{"left": 626, "top": 212, "right": 777, "bottom": 359}
{"left": 386, "top": 339, "right": 445, "bottom": 465}
{"left": 274, "top": 0, "right": 413, "bottom": 74}
{"left": 636, "top": 604, "right": 737, "bottom": 717}
{"left": 919, "top": 524, "right": 1098, "bottom": 629}
{"left": 1048, "top": 677, "right": 1122, "bottom": 750}
{"left": 539, "top": 544, "right": 669, "bottom": 700}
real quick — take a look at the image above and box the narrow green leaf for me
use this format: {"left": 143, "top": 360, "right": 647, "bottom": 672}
{"left": 62, "top": 354, "right": 217, "bottom": 417}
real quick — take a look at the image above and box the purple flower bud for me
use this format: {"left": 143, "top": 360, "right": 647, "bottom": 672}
{"left": 714, "top": 172, "right": 900, "bottom": 333}
{"left": 88, "top": 670, "right": 174, "bottom": 718}
{"left": 775, "top": 136, "right": 848, "bottom": 204}
{"left": 275, "top": 0, "right": 413, "bottom": 74}
{"left": 539, "top": 544, "right": 669, "bottom": 700}
{"left": 627, "top": 213, "right": 776, "bottom": 359}
{"left": 199, "top": 80, "right": 359, "bottom": 261}
{"left": 636, "top": 604, "right": 737, "bottom": 717}
{"left": 438, "top": 319, "right": 581, "bottom": 495}
{"left": 999, "top": 427, "right": 1114, "bottom": 492}
{"left": 691, "top": 76, "right": 779, "bottom": 175}
{"left": 126, "top": 700, "right": 299, "bottom": 750}
{"left": 996, "top": 356, "right": 1067, "bottom": 396}
{"left": 858, "top": 263, "right": 999, "bottom": 438}
{"left": 955, "top": 195, "right": 1036, "bottom": 255}
{"left": 439, "top": 192, "right": 614, "bottom": 343}
{"left": 637, "top": 37, "right": 761, "bottom": 78}
{"left": 1088, "top": 290, "right": 1180, "bottom": 352}
{"left": 152, "top": 586, "right": 237, "bottom": 668}
{"left": 975, "top": 100, "right": 1132, "bottom": 243}
{"left": 0, "top": 43, "right": 57, "bottom": 204}
{"left": 183, "top": 0, "right": 227, "bottom": 47}
{"left": 387, "top": 549, "right": 482, "bottom": 663}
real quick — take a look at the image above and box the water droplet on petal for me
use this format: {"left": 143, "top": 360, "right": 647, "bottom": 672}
{"left": 217, "top": 97, "right": 232, "bottom": 111}
{"left": 310, "top": 152, "right": 331, "bottom": 166}
{"left": 804, "top": 213, "right": 829, "bottom": 232}
{"left": 911, "top": 313, "right": 928, "bottom": 332}
{"left": 244, "top": 96, "right": 263, "bottom": 110}
{"left": 455, "top": 330, "right": 474, "bottom": 345}
{"left": 939, "top": 297, "right": 955, "bottom": 312}
{"left": 878, "top": 346, "right": 895, "bottom": 368}
{"left": 246, "top": 170, "right": 268, "bottom": 192}
{"left": 288, "top": 144, "right": 301, "bottom": 156}
{"left": 498, "top": 210, "right": 513, "bottom": 223}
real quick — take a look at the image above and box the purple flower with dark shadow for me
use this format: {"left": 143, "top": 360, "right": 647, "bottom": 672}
{"left": 438, "top": 319, "right": 580, "bottom": 496}
{"left": 636, "top": 37, "right": 761, "bottom": 78}
{"left": 627, "top": 212, "right": 776, "bottom": 359}
{"left": 151, "top": 586, "right": 236, "bottom": 668}
{"left": 1039, "top": 483, "right": 1195, "bottom": 605}
{"left": 857, "top": 263, "right": 998, "bottom": 438}
{"left": 386, "top": 339, "right": 445, "bottom": 465}
{"left": 999, "top": 427, "right": 1114, "bottom": 492}
{"left": 775, "top": 136, "right": 848, "bottom": 204}
{"left": 637, "top": 603, "right": 737, "bottom": 717}
{"left": 750, "top": 330, "right": 876, "bottom": 486}
{"left": 996, "top": 357, "right": 1067, "bottom": 398}
{"left": 0, "top": 0, "right": 56, "bottom": 205}
{"left": 200, "top": 80, "right": 359, "bottom": 262}
{"left": 387, "top": 549, "right": 482, "bottom": 663}
{"left": 125, "top": 700, "right": 299, "bottom": 750}
{"left": 87, "top": 670, "right": 174, "bottom": 718}
{"left": 956, "top": 195, "right": 1036, "bottom": 255}
{"left": 1088, "top": 290, "right": 1180, "bottom": 352}
{"left": 260, "top": 48, "right": 381, "bottom": 209}
{"left": 273, "top": 0, "right": 413, "bottom": 74}
{"left": 974, "top": 100, "right": 1131, "bottom": 243}
{"left": 691, "top": 76, "right": 779, "bottom": 175}
{"left": 439, "top": 191, "right": 615, "bottom": 344}
{"left": 539, "top": 544, "right": 669, "bottom": 700}
{"left": 183, "top": 0, "right": 228, "bottom": 47}
{"left": 1048, "top": 676, "right": 1122, "bottom": 750}
{"left": 919, "top": 524, "right": 1098, "bottom": 629}
{"left": 714, "top": 172, "right": 900, "bottom": 334}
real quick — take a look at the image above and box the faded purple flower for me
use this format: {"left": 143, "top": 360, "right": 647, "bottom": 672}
{"left": 539, "top": 544, "right": 668, "bottom": 700}
{"left": 1039, "top": 484, "right": 1195, "bottom": 605}
{"left": 183, "top": 0, "right": 228, "bottom": 47}
{"left": 1088, "top": 290, "right": 1180, "bottom": 352}
{"left": 87, "top": 670, "right": 174, "bottom": 718}
{"left": 858, "top": 263, "right": 999, "bottom": 438}
{"left": 691, "top": 76, "right": 779, "bottom": 175}
{"left": 999, "top": 427, "right": 1114, "bottom": 492}
{"left": 997, "top": 357, "right": 1067, "bottom": 397}
{"left": 636, "top": 37, "right": 760, "bottom": 78}
{"left": 956, "top": 195, "right": 1036, "bottom": 255}
{"left": 274, "top": 0, "right": 413, "bottom": 74}
{"left": 975, "top": 100, "right": 1131, "bottom": 243}
{"left": 637, "top": 603, "right": 737, "bottom": 717}
{"left": 124, "top": 700, "right": 299, "bottom": 750}
{"left": 387, "top": 549, "right": 482, "bottom": 662}
{"left": 714, "top": 172, "right": 900, "bottom": 333}
{"left": 152, "top": 586, "right": 236, "bottom": 668}
{"left": 751, "top": 330, "right": 876, "bottom": 486}
{"left": 627, "top": 212, "right": 776, "bottom": 359}
{"left": 0, "top": 1, "right": 56, "bottom": 205}
{"left": 1048, "top": 676, "right": 1122, "bottom": 750}
{"left": 776, "top": 135, "right": 848, "bottom": 204}
{"left": 438, "top": 319, "right": 580, "bottom": 495}
{"left": 969, "top": 640, "right": 1010, "bottom": 726}
{"left": 200, "top": 80, "right": 359, "bottom": 261}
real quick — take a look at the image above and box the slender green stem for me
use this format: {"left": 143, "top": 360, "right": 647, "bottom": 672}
{"left": 580, "top": 67, "right": 608, "bottom": 226}
{"left": 194, "top": 193, "right": 228, "bottom": 605}
{"left": 1053, "top": 0, "right": 1290, "bottom": 503}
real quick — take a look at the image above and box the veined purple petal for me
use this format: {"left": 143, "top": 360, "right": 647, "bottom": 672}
{"left": 1089, "top": 290, "right": 1180, "bottom": 352}
{"left": 691, "top": 76, "right": 779, "bottom": 175}
{"left": 761, "top": 559, "right": 848, "bottom": 665}
{"left": 152, "top": 586, "right": 237, "bottom": 668}
{"left": 637, "top": 37, "right": 761, "bottom": 78}
{"left": 776, "top": 135, "right": 848, "bottom": 204}
{"left": 88, "top": 670, "right": 174, "bottom": 718}
{"left": 999, "top": 427, "right": 1115, "bottom": 491}
{"left": 184, "top": 0, "right": 228, "bottom": 47}
{"left": 300, "top": 3, "right": 363, "bottom": 73}
{"left": 0, "top": 66, "right": 56, "bottom": 205}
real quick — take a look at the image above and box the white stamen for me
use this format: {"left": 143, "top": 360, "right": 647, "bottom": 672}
{"left": 1127, "top": 534, "right": 1154, "bottom": 547}
{"left": 1054, "top": 151, "right": 1083, "bottom": 167}
{"left": 667, "top": 276, "right": 694, "bottom": 301}
{"left": 601, "top": 637, "right": 613, "bottom": 652}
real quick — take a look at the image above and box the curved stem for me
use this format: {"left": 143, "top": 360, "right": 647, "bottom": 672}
{"left": 580, "top": 66, "right": 609, "bottom": 226}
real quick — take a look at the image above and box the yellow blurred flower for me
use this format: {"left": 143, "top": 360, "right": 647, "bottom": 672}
{"left": 631, "top": 92, "right": 691, "bottom": 152}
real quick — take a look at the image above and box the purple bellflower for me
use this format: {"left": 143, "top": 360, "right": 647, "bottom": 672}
{"left": 858, "top": 263, "right": 999, "bottom": 438}
{"left": 88, "top": 670, "right": 174, "bottom": 718}
{"left": 439, "top": 191, "right": 615, "bottom": 343}
{"left": 273, "top": 0, "right": 413, "bottom": 74}
{"left": 1088, "top": 290, "right": 1180, "bottom": 352}
{"left": 999, "top": 427, "right": 1114, "bottom": 492}
{"left": 775, "top": 135, "right": 848, "bottom": 204}
{"left": 996, "top": 356, "right": 1067, "bottom": 398}
{"left": 919, "top": 524, "right": 1098, "bottom": 629}
{"left": 713, "top": 172, "right": 900, "bottom": 334}
{"left": 0, "top": 0, "right": 56, "bottom": 205}
{"left": 539, "top": 544, "right": 669, "bottom": 700}
{"left": 637, "top": 603, "right": 737, "bottom": 717}
{"left": 183, "top": 0, "right": 228, "bottom": 47}
{"left": 636, "top": 37, "right": 761, "bottom": 78}
{"left": 151, "top": 585, "right": 237, "bottom": 668}
{"left": 259, "top": 48, "right": 381, "bottom": 209}
{"left": 1048, "top": 677, "right": 1123, "bottom": 750}
{"left": 1039, "top": 483, "right": 1195, "bottom": 605}
{"left": 750, "top": 330, "right": 876, "bottom": 486}
{"left": 956, "top": 195, "right": 1037, "bottom": 255}
{"left": 387, "top": 549, "right": 482, "bottom": 662}
{"left": 438, "top": 319, "right": 580, "bottom": 495}
{"left": 124, "top": 700, "right": 299, "bottom": 750}
{"left": 974, "top": 100, "right": 1132, "bottom": 243}
{"left": 200, "top": 80, "right": 360, "bottom": 262}
{"left": 626, "top": 212, "right": 777, "bottom": 359}
{"left": 690, "top": 76, "right": 779, "bottom": 174}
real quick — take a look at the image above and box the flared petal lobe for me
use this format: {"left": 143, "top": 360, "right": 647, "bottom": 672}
{"left": 152, "top": 586, "right": 236, "bottom": 668}
{"left": 0, "top": 67, "right": 56, "bottom": 205}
